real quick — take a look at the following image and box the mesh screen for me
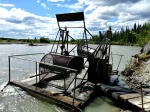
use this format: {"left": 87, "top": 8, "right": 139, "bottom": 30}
{"left": 39, "top": 53, "right": 84, "bottom": 75}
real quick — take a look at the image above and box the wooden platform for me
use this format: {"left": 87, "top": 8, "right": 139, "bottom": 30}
{"left": 96, "top": 83, "right": 150, "bottom": 111}
{"left": 9, "top": 81, "right": 95, "bottom": 111}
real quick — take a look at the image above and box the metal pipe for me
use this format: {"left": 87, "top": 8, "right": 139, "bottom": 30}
{"left": 8, "top": 56, "right": 11, "bottom": 83}
{"left": 116, "top": 55, "right": 123, "bottom": 71}
{"left": 69, "top": 44, "right": 77, "bottom": 53}
{"left": 10, "top": 53, "right": 45, "bottom": 57}
{"left": 10, "top": 56, "right": 77, "bottom": 73}
{"left": 50, "top": 30, "right": 59, "bottom": 53}
{"left": 56, "top": 33, "right": 61, "bottom": 54}
{"left": 36, "top": 62, "right": 38, "bottom": 89}
{"left": 112, "top": 54, "right": 124, "bottom": 56}
{"left": 72, "top": 73, "right": 77, "bottom": 106}
{"left": 65, "top": 73, "right": 76, "bottom": 91}
{"left": 83, "top": 25, "right": 89, "bottom": 56}
{"left": 64, "top": 75, "right": 66, "bottom": 92}
{"left": 10, "top": 57, "right": 38, "bottom": 63}
{"left": 80, "top": 69, "right": 88, "bottom": 85}
{"left": 86, "top": 28, "right": 95, "bottom": 39}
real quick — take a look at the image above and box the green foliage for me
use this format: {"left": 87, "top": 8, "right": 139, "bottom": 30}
{"left": 33, "top": 37, "right": 39, "bottom": 43}
{"left": 111, "top": 21, "right": 150, "bottom": 47}
{"left": 39, "top": 37, "right": 50, "bottom": 43}
{"left": 82, "top": 21, "right": 150, "bottom": 46}
{"left": 139, "top": 53, "right": 149, "bottom": 59}
{"left": 70, "top": 38, "right": 77, "bottom": 44}
{"left": 125, "top": 58, "right": 134, "bottom": 69}
{"left": 7, "top": 39, "right": 11, "bottom": 42}
{"left": 88, "top": 35, "right": 101, "bottom": 44}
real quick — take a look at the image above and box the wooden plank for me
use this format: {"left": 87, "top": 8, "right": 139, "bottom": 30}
{"left": 96, "top": 83, "right": 150, "bottom": 111}
{"left": 131, "top": 102, "right": 150, "bottom": 110}
{"left": 120, "top": 93, "right": 141, "bottom": 100}
{"left": 128, "top": 97, "right": 150, "bottom": 105}
{"left": 140, "top": 102, "right": 150, "bottom": 110}
{"left": 128, "top": 97, "right": 150, "bottom": 110}
{"left": 9, "top": 81, "right": 80, "bottom": 107}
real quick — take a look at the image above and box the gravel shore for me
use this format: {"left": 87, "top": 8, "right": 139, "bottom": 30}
{"left": 125, "top": 42, "right": 150, "bottom": 95}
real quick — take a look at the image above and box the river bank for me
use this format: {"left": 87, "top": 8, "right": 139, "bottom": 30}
{"left": 0, "top": 41, "right": 146, "bottom": 47}
{"left": 122, "top": 42, "right": 150, "bottom": 95}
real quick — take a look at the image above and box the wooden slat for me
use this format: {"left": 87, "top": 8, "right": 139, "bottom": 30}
{"left": 143, "top": 103, "right": 150, "bottom": 110}
{"left": 138, "top": 103, "right": 150, "bottom": 112}
{"left": 128, "top": 97, "right": 150, "bottom": 105}
{"left": 120, "top": 93, "right": 141, "bottom": 100}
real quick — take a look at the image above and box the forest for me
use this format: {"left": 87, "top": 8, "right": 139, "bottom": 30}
{"left": 89, "top": 21, "right": 150, "bottom": 47}
{"left": 0, "top": 21, "right": 150, "bottom": 47}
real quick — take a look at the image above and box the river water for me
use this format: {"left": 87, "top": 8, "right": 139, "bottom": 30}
{"left": 0, "top": 44, "right": 141, "bottom": 112}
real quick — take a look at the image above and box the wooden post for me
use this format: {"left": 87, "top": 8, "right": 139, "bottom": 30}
{"left": 140, "top": 82, "right": 144, "bottom": 112}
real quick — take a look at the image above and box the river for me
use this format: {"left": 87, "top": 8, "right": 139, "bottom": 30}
{"left": 0, "top": 44, "right": 141, "bottom": 112}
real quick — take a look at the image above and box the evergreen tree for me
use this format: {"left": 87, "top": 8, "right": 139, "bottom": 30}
{"left": 134, "top": 23, "right": 137, "bottom": 33}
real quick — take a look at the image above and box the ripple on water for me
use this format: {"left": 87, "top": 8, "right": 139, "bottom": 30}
{"left": 0, "top": 84, "right": 69, "bottom": 112}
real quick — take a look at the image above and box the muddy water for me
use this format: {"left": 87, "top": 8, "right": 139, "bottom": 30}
{"left": 0, "top": 44, "right": 141, "bottom": 112}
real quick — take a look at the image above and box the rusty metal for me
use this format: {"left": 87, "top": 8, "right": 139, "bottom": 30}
{"left": 39, "top": 54, "right": 84, "bottom": 75}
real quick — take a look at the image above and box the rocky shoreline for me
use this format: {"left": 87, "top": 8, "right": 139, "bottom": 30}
{"left": 123, "top": 42, "right": 150, "bottom": 95}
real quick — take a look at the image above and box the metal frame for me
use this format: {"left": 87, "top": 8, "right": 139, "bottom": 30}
{"left": 50, "top": 12, "right": 95, "bottom": 56}
{"left": 8, "top": 12, "right": 98, "bottom": 108}
{"left": 8, "top": 53, "right": 84, "bottom": 107}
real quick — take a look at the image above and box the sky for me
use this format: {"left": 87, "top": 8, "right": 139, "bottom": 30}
{"left": 0, "top": 0, "right": 150, "bottom": 39}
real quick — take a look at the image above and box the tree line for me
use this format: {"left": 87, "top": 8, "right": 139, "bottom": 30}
{"left": 0, "top": 21, "right": 149, "bottom": 46}
{"left": 0, "top": 37, "right": 55, "bottom": 44}
{"left": 89, "top": 21, "right": 150, "bottom": 46}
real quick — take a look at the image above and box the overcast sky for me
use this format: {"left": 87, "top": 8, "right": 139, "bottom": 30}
{"left": 0, "top": 0, "right": 150, "bottom": 39}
